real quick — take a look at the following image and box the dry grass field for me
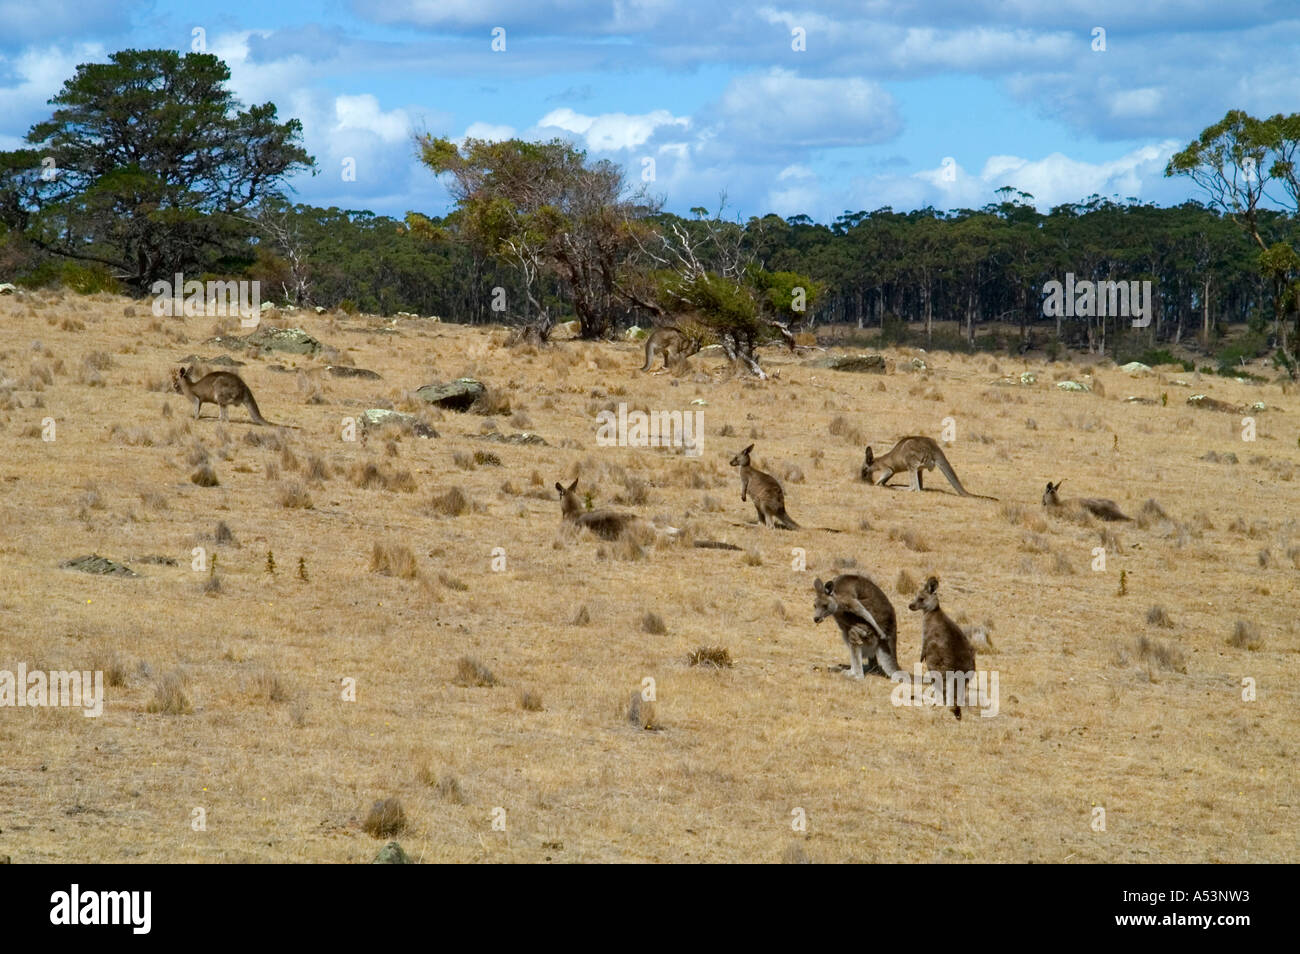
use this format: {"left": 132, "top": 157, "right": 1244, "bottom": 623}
{"left": 0, "top": 289, "right": 1296, "bottom": 863}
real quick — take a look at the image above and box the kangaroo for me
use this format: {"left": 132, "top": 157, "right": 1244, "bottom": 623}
{"left": 862, "top": 437, "right": 996, "bottom": 499}
{"left": 172, "top": 366, "right": 271, "bottom": 425}
{"left": 640, "top": 326, "right": 702, "bottom": 373}
{"left": 908, "top": 576, "right": 977, "bottom": 720}
{"left": 555, "top": 477, "right": 643, "bottom": 540}
{"left": 728, "top": 444, "right": 800, "bottom": 529}
{"left": 1042, "top": 480, "right": 1131, "bottom": 521}
{"left": 812, "top": 575, "right": 900, "bottom": 679}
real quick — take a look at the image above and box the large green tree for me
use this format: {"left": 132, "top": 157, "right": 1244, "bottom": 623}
{"left": 0, "top": 49, "right": 313, "bottom": 291}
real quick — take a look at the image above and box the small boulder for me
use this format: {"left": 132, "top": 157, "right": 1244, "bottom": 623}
{"left": 372, "top": 842, "right": 410, "bottom": 864}
{"left": 1119, "top": 361, "right": 1153, "bottom": 376}
{"left": 60, "top": 554, "right": 138, "bottom": 577}
{"left": 808, "top": 354, "right": 888, "bottom": 373}
{"left": 358, "top": 408, "right": 437, "bottom": 438}
{"left": 0, "top": 283, "right": 17, "bottom": 295}
{"left": 243, "top": 326, "right": 322, "bottom": 356}
{"left": 326, "top": 366, "right": 381, "bottom": 380}
{"left": 1056, "top": 380, "right": 1091, "bottom": 392}
{"left": 416, "top": 378, "right": 485, "bottom": 411}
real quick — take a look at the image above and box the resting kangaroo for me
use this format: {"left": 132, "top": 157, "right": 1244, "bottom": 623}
{"left": 555, "top": 477, "right": 643, "bottom": 540}
{"left": 908, "top": 576, "right": 977, "bottom": 720}
{"left": 1042, "top": 480, "right": 1131, "bottom": 521}
{"left": 812, "top": 575, "right": 900, "bottom": 679}
{"left": 862, "top": 437, "right": 996, "bottom": 499}
{"left": 171, "top": 366, "right": 271, "bottom": 425}
{"left": 729, "top": 444, "right": 800, "bottom": 529}
{"left": 640, "top": 326, "right": 702, "bottom": 373}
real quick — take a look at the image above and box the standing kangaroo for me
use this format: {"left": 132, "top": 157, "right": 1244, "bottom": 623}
{"left": 1042, "top": 480, "right": 1131, "bottom": 521}
{"left": 908, "top": 576, "right": 977, "bottom": 720}
{"left": 862, "top": 437, "right": 995, "bottom": 499}
{"left": 812, "top": 575, "right": 900, "bottom": 679}
{"left": 555, "top": 477, "right": 642, "bottom": 540}
{"left": 640, "top": 326, "right": 702, "bottom": 373}
{"left": 729, "top": 444, "right": 800, "bottom": 529}
{"left": 171, "top": 366, "right": 272, "bottom": 425}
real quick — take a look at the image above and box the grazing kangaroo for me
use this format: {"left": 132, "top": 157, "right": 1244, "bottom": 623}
{"left": 908, "top": 576, "right": 977, "bottom": 720}
{"left": 556, "top": 477, "right": 643, "bottom": 540}
{"left": 172, "top": 366, "right": 271, "bottom": 425}
{"left": 729, "top": 444, "right": 800, "bottom": 529}
{"left": 1042, "top": 480, "right": 1131, "bottom": 521}
{"left": 862, "top": 437, "right": 996, "bottom": 499}
{"left": 812, "top": 575, "right": 900, "bottom": 679}
{"left": 640, "top": 326, "right": 702, "bottom": 373}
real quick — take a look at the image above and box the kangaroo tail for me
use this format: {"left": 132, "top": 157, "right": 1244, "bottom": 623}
{"left": 935, "top": 449, "right": 997, "bottom": 499}
{"left": 639, "top": 344, "right": 655, "bottom": 372}
{"left": 245, "top": 392, "right": 272, "bottom": 426}
{"left": 778, "top": 509, "right": 800, "bottom": 530}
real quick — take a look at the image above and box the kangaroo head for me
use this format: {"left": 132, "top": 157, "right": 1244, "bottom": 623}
{"left": 811, "top": 577, "right": 838, "bottom": 623}
{"left": 729, "top": 444, "right": 754, "bottom": 467}
{"left": 170, "top": 366, "right": 190, "bottom": 392}
{"left": 1042, "top": 480, "right": 1063, "bottom": 505}
{"left": 555, "top": 477, "right": 580, "bottom": 515}
{"left": 908, "top": 575, "right": 940, "bottom": 613}
{"left": 861, "top": 446, "right": 876, "bottom": 479}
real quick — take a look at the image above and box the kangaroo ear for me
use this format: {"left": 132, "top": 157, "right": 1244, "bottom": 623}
{"left": 812, "top": 577, "right": 823, "bottom": 593}
{"left": 568, "top": 478, "right": 579, "bottom": 492}
{"left": 742, "top": 443, "right": 754, "bottom": 455}
{"left": 823, "top": 580, "right": 835, "bottom": 595}
{"left": 926, "top": 576, "right": 939, "bottom": 592}
{"left": 555, "top": 482, "right": 564, "bottom": 495}
{"left": 864, "top": 447, "right": 873, "bottom": 463}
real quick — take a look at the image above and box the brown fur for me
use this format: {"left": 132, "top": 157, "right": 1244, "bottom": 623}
{"left": 728, "top": 444, "right": 799, "bottom": 529}
{"left": 555, "top": 477, "right": 639, "bottom": 540}
{"left": 812, "top": 574, "right": 899, "bottom": 678}
{"left": 171, "top": 366, "right": 270, "bottom": 425}
{"left": 863, "top": 436, "right": 995, "bottom": 499}
{"left": 908, "top": 576, "right": 977, "bottom": 720}
{"left": 1042, "top": 480, "right": 1131, "bottom": 521}
{"left": 639, "top": 326, "right": 702, "bottom": 373}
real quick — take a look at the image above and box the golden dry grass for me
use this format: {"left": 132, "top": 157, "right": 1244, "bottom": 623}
{"left": 0, "top": 289, "right": 1296, "bottom": 862}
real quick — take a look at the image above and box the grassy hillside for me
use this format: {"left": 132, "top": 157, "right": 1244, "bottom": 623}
{"left": 0, "top": 289, "right": 1295, "bottom": 863}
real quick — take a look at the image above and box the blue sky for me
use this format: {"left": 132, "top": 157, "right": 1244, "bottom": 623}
{"left": 2, "top": 1, "right": 1299, "bottom": 223}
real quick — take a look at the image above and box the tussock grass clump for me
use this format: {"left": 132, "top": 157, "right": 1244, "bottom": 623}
{"left": 139, "top": 489, "right": 168, "bottom": 511}
{"left": 742, "top": 547, "right": 763, "bottom": 566}
{"left": 1136, "top": 498, "right": 1171, "bottom": 529}
{"left": 1146, "top": 605, "right": 1173, "bottom": 628}
{"left": 436, "top": 774, "right": 467, "bottom": 804}
{"left": 572, "top": 605, "right": 591, "bottom": 626}
{"left": 91, "top": 650, "right": 129, "bottom": 688}
{"left": 305, "top": 455, "right": 330, "bottom": 482}
{"left": 687, "top": 646, "right": 733, "bottom": 668}
{"left": 438, "top": 572, "right": 469, "bottom": 591}
{"left": 615, "top": 475, "right": 651, "bottom": 506}
{"left": 278, "top": 481, "right": 313, "bottom": 509}
{"left": 363, "top": 798, "right": 408, "bottom": 838}
{"left": 519, "top": 689, "right": 544, "bottom": 711}
{"left": 1228, "top": 620, "right": 1263, "bottom": 650}
{"left": 452, "top": 450, "right": 475, "bottom": 470}
{"left": 895, "top": 569, "right": 917, "bottom": 595}
{"left": 641, "top": 612, "right": 667, "bottom": 635}
{"left": 146, "top": 670, "right": 193, "bottom": 715}
{"left": 351, "top": 462, "right": 417, "bottom": 493}
{"left": 626, "top": 690, "right": 659, "bottom": 730}
{"left": 370, "top": 541, "right": 419, "bottom": 579}
{"left": 425, "top": 486, "right": 474, "bottom": 516}
{"left": 474, "top": 449, "right": 503, "bottom": 467}
{"left": 246, "top": 668, "right": 290, "bottom": 703}
{"left": 1052, "top": 552, "right": 1075, "bottom": 575}
{"left": 1113, "top": 636, "right": 1187, "bottom": 673}
{"left": 452, "top": 656, "right": 496, "bottom": 687}
{"left": 889, "top": 527, "right": 930, "bottom": 552}
{"left": 190, "top": 465, "right": 219, "bottom": 487}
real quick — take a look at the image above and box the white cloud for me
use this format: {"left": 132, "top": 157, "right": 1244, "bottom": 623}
{"left": 334, "top": 94, "right": 411, "bottom": 142}
{"left": 534, "top": 107, "right": 688, "bottom": 151}
{"left": 0, "top": 43, "right": 105, "bottom": 130}
{"left": 461, "top": 121, "right": 517, "bottom": 143}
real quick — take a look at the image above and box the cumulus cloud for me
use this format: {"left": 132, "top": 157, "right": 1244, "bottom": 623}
{"left": 533, "top": 107, "right": 688, "bottom": 151}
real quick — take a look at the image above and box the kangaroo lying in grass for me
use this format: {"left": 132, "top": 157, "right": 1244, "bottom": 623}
{"left": 729, "top": 444, "right": 800, "bottom": 529}
{"left": 172, "top": 366, "right": 272, "bottom": 425}
{"left": 862, "top": 437, "right": 996, "bottom": 499}
{"left": 1041, "top": 480, "right": 1131, "bottom": 521}
{"left": 812, "top": 574, "right": 900, "bottom": 679}
{"left": 908, "top": 576, "right": 977, "bottom": 720}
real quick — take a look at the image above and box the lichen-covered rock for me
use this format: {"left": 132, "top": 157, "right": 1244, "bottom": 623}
{"left": 327, "top": 366, "right": 381, "bottom": 380}
{"left": 358, "top": 408, "right": 437, "bottom": 438}
{"left": 1056, "top": 380, "right": 1091, "bottom": 392}
{"left": 809, "top": 354, "right": 889, "bottom": 373}
{"left": 60, "top": 554, "right": 138, "bottom": 577}
{"left": 372, "top": 841, "right": 410, "bottom": 864}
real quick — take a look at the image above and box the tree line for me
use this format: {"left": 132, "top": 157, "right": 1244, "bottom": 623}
{"left": 1, "top": 49, "right": 1297, "bottom": 375}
